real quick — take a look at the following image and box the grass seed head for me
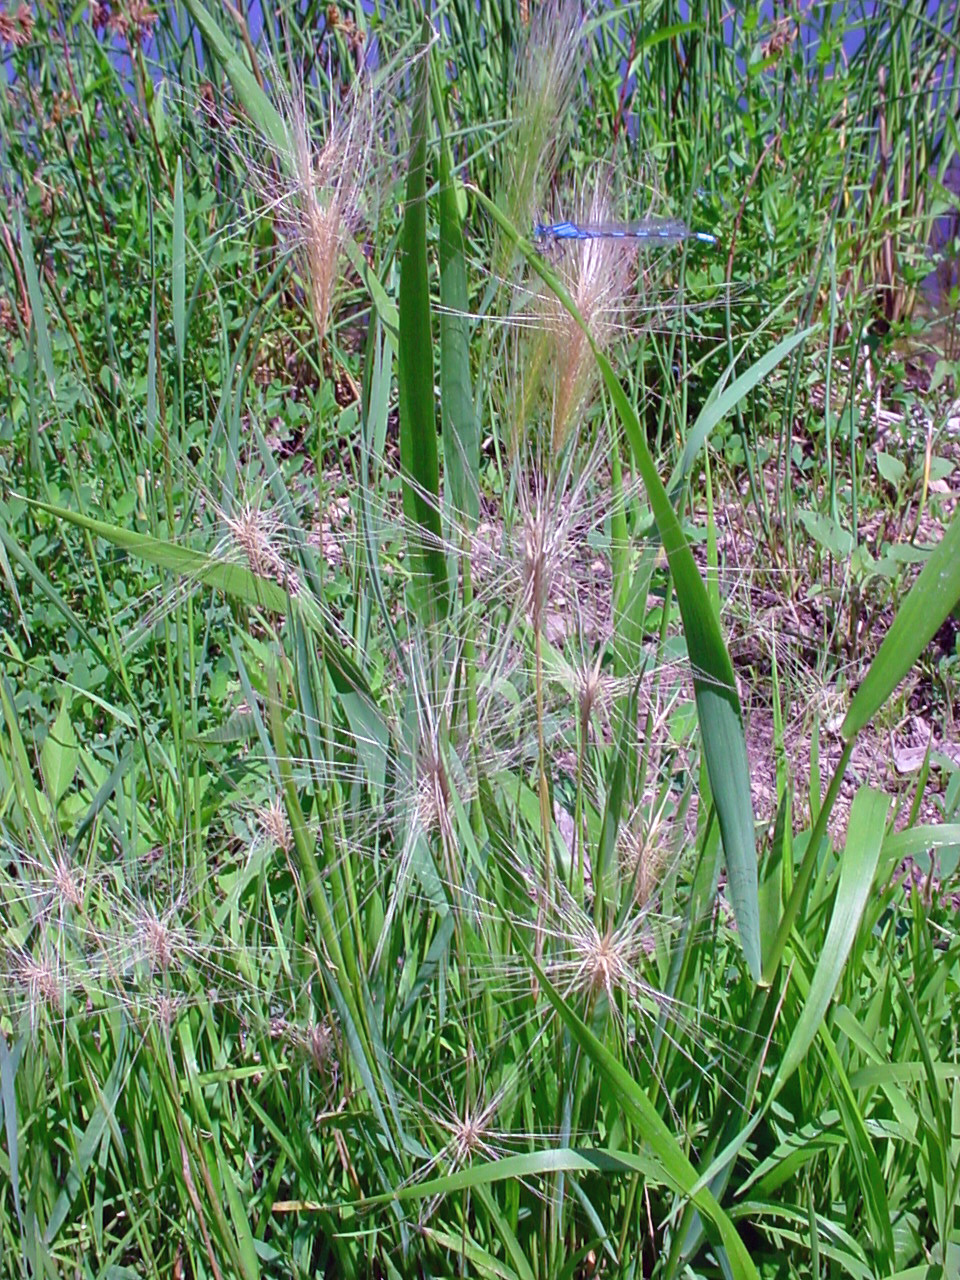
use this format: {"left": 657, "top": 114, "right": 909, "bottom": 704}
{"left": 576, "top": 651, "right": 607, "bottom": 733}
{"left": 12, "top": 947, "right": 64, "bottom": 1030}
{"left": 257, "top": 796, "right": 293, "bottom": 855}
{"left": 135, "top": 905, "right": 182, "bottom": 976}
{"left": 521, "top": 502, "right": 551, "bottom": 630}
{"left": 52, "top": 854, "right": 83, "bottom": 910}
{"left": 305, "top": 1020, "right": 337, "bottom": 1076}
{"left": 276, "top": 1016, "right": 340, "bottom": 1085}
{"left": 619, "top": 810, "right": 670, "bottom": 908}
{"left": 569, "top": 918, "right": 628, "bottom": 1012}
{"left": 542, "top": 178, "right": 637, "bottom": 451}
{"left": 223, "top": 501, "right": 299, "bottom": 595}
{"left": 280, "top": 72, "right": 378, "bottom": 343}
{"left": 215, "top": 52, "right": 383, "bottom": 347}
{"left": 414, "top": 747, "right": 454, "bottom": 844}
{"left": 498, "top": 0, "right": 583, "bottom": 267}
{"left": 0, "top": 3, "right": 34, "bottom": 48}
{"left": 512, "top": 445, "right": 605, "bottom": 638}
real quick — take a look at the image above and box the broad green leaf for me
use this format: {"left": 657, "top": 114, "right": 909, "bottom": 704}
{"left": 398, "top": 20, "right": 448, "bottom": 617}
{"left": 41, "top": 696, "right": 79, "bottom": 809}
{"left": 878, "top": 823, "right": 960, "bottom": 880}
{"left": 0, "top": 1035, "right": 23, "bottom": 1233}
{"left": 849, "top": 1063, "right": 960, "bottom": 1089}
{"left": 797, "top": 510, "right": 854, "bottom": 558}
{"left": 432, "top": 70, "right": 480, "bottom": 529}
{"left": 774, "top": 786, "right": 890, "bottom": 1091}
{"left": 876, "top": 450, "right": 906, "bottom": 486}
{"left": 843, "top": 511, "right": 960, "bottom": 739}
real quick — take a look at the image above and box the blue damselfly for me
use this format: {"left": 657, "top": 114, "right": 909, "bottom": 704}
{"left": 533, "top": 218, "right": 716, "bottom": 247}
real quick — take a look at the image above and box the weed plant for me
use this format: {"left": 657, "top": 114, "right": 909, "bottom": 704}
{"left": 1, "top": 2, "right": 960, "bottom": 1278}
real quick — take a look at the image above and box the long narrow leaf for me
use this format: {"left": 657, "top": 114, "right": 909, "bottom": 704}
{"left": 432, "top": 72, "right": 480, "bottom": 529}
{"left": 181, "top": 0, "right": 289, "bottom": 160}
{"left": 774, "top": 786, "right": 890, "bottom": 1091}
{"left": 0, "top": 1035, "right": 23, "bottom": 1235}
{"left": 173, "top": 158, "right": 185, "bottom": 363}
{"left": 843, "top": 511, "right": 960, "bottom": 739}
{"left": 398, "top": 22, "right": 448, "bottom": 617}
{"left": 668, "top": 328, "right": 816, "bottom": 495}
{"left": 17, "top": 211, "right": 56, "bottom": 398}
{"left": 20, "top": 496, "right": 378, "bottom": 705}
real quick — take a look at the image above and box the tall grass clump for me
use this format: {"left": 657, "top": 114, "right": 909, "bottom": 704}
{"left": 1, "top": 3, "right": 959, "bottom": 1279}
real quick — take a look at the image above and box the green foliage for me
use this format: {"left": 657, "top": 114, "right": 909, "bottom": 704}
{"left": 1, "top": 2, "right": 959, "bottom": 1278}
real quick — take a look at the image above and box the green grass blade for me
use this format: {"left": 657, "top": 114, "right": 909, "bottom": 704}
{"left": 812, "top": 990, "right": 895, "bottom": 1270}
{"left": 45, "top": 1020, "right": 130, "bottom": 1245}
{"left": 473, "top": 1184, "right": 535, "bottom": 1280}
{"left": 398, "top": 22, "right": 448, "bottom": 618}
{"left": 22, "top": 495, "right": 289, "bottom": 610}
{"left": 181, "top": 0, "right": 289, "bottom": 160}
{"left": 222, "top": 1163, "right": 260, "bottom": 1280}
{"left": 883, "top": 936, "right": 954, "bottom": 1246}
{"left": 419, "top": 1223, "right": 522, "bottom": 1280}
{"left": 357, "top": 1148, "right": 667, "bottom": 1205}
{"left": 432, "top": 73, "right": 480, "bottom": 530}
{"left": 668, "top": 328, "right": 816, "bottom": 495}
{"left": 878, "top": 823, "right": 960, "bottom": 880}
{"left": 147, "top": 288, "right": 158, "bottom": 442}
{"left": 173, "top": 157, "right": 185, "bottom": 364}
{"left": 843, "top": 511, "right": 960, "bottom": 739}
{"left": 0, "top": 1034, "right": 23, "bottom": 1235}
{"left": 17, "top": 210, "right": 56, "bottom": 399}
{"left": 774, "top": 786, "right": 890, "bottom": 1092}
{"left": 594, "top": 348, "right": 759, "bottom": 979}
